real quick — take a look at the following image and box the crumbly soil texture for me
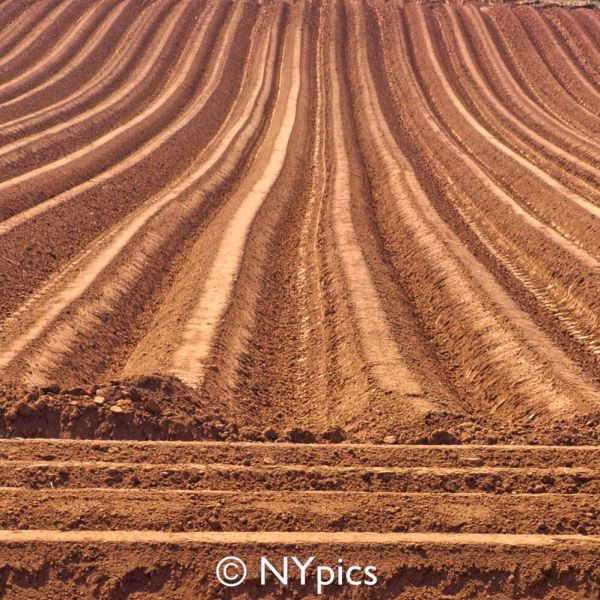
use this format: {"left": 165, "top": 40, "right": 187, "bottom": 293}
{"left": 0, "top": 0, "right": 599, "bottom": 597}
{"left": 1, "top": 376, "right": 599, "bottom": 446}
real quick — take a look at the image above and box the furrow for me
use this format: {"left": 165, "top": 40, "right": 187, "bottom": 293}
{"left": 486, "top": 6, "right": 600, "bottom": 135}
{"left": 0, "top": 0, "right": 212, "bottom": 204}
{"left": 0, "top": 0, "right": 64, "bottom": 68}
{"left": 462, "top": 4, "right": 600, "bottom": 157}
{"left": 573, "top": 9, "right": 600, "bottom": 79}
{"left": 539, "top": 8, "right": 600, "bottom": 94}
{"left": 0, "top": 459, "right": 600, "bottom": 494}
{"left": 290, "top": 1, "right": 328, "bottom": 406}
{"left": 0, "top": 0, "right": 88, "bottom": 85}
{"left": 120, "top": 6, "right": 284, "bottom": 383}
{"left": 441, "top": 4, "right": 600, "bottom": 196}
{"left": 0, "top": 2, "right": 249, "bottom": 330}
{"left": 173, "top": 2, "right": 338, "bottom": 422}
{"left": 197, "top": 1, "right": 451, "bottom": 437}
{"left": 328, "top": 10, "right": 430, "bottom": 404}
{"left": 389, "top": 4, "right": 600, "bottom": 368}
{"left": 0, "top": 0, "right": 169, "bottom": 131}
{"left": 416, "top": 5, "right": 600, "bottom": 225}
{"left": 1, "top": 439, "right": 598, "bottom": 468}
{"left": 0, "top": 0, "right": 133, "bottom": 116}
{"left": 167, "top": 11, "right": 302, "bottom": 387}
{"left": 0, "top": 0, "right": 48, "bottom": 44}
{"left": 347, "top": 1, "right": 600, "bottom": 419}
{"left": 0, "top": 460, "right": 597, "bottom": 493}
{"left": 0, "top": 1, "right": 257, "bottom": 383}
{"left": 0, "top": 0, "right": 190, "bottom": 179}
{"left": 1, "top": 488, "right": 598, "bottom": 534}
{"left": 0, "top": 1, "right": 115, "bottom": 104}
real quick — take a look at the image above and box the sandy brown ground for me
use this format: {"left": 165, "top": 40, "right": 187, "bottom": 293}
{"left": 0, "top": 0, "right": 599, "bottom": 597}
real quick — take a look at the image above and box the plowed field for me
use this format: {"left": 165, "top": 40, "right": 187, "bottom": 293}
{"left": 0, "top": 0, "right": 599, "bottom": 597}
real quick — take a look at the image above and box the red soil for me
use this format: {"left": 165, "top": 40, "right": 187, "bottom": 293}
{"left": 0, "top": 0, "right": 598, "bottom": 597}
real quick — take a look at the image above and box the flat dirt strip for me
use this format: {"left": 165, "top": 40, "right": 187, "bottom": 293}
{"left": 0, "top": 1, "right": 598, "bottom": 598}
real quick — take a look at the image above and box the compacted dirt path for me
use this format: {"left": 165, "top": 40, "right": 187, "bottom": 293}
{"left": 0, "top": 0, "right": 599, "bottom": 598}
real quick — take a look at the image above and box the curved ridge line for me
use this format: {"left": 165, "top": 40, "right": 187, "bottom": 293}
{"left": 0, "top": 2, "right": 221, "bottom": 236}
{"left": 0, "top": 2, "right": 104, "bottom": 101}
{"left": 170, "top": 14, "right": 302, "bottom": 387}
{"left": 457, "top": 6, "right": 600, "bottom": 167}
{"left": 0, "top": 2, "right": 247, "bottom": 373}
{"left": 0, "top": 0, "right": 129, "bottom": 110}
{"left": 384, "top": 6, "right": 600, "bottom": 361}
{"left": 0, "top": 0, "right": 74, "bottom": 70}
{"left": 328, "top": 8, "right": 427, "bottom": 402}
{"left": 0, "top": 1, "right": 210, "bottom": 193}
{"left": 0, "top": 0, "right": 161, "bottom": 133}
{"left": 358, "top": 3, "right": 600, "bottom": 413}
{"left": 0, "top": 0, "right": 187, "bottom": 161}
{"left": 416, "top": 6, "right": 600, "bottom": 222}
{"left": 27, "top": 9, "right": 276, "bottom": 382}
{"left": 531, "top": 8, "right": 600, "bottom": 101}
